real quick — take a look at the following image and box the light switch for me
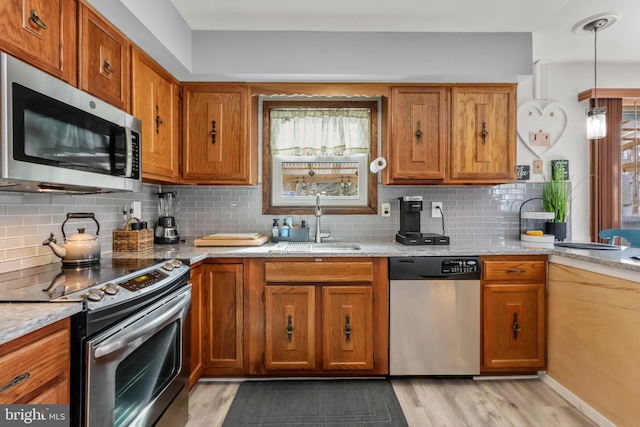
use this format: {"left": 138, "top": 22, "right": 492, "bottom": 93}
{"left": 533, "top": 160, "right": 543, "bottom": 174}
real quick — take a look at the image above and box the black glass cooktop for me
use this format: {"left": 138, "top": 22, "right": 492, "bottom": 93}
{"left": 0, "top": 258, "right": 162, "bottom": 302}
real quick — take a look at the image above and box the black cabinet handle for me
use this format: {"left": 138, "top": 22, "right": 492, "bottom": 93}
{"left": 155, "top": 105, "right": 163, "bottom": 134}
{"left": 0, "top": 372, "right": 31, "bottom": 394}
{"left": 480, "top": 121, "right": 489, "bottom": 145}
{"left": 286, "top": 313, "right": 293, "bottom": 342}
{"left": 30, "top": 10, "right": 47, "bottom": 29}
{"left": 210, "top": 120, "right": 217, "bottom": 144}
{"left": 103, "top": 60, "right": 115, "bottom": 74}
{"left": 512, "top": 312, "right": 522, "bottom": 339}
{"left": 344, "top": 314, "right": 352, "bottom": 342}
{"left": 415, "top": 121, "right": 423, "bottom": 144}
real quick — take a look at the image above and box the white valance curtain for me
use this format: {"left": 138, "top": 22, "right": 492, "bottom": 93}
{"left": 270, "top": 108, "right": 370, "bottom": 155}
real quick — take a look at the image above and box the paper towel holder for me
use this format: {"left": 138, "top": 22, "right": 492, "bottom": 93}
{"left": 370, "top": 156, "right": 387, "bottom": 173}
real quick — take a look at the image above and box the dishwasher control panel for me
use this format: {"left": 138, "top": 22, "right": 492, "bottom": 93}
{"left": 389, "top": 256, "right": 481, "bottom": 280}
{"left": 441, "top": 259, "right": 479, "bottom": 274}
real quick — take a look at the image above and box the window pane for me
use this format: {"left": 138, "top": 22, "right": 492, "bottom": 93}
{"left": 622, "top": 101, "right": 640, "bottom": 224}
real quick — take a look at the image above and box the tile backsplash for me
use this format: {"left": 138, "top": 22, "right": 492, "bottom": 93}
{"left": 0, "top": 182, "right": 561, "bottom": 273}
{"left": 164, "top": 183, "right": 555, "bottom": 243}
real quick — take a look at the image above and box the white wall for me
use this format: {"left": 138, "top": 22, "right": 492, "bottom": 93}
{"left": 517, "top": 62, "right": 640, "bottom": 241}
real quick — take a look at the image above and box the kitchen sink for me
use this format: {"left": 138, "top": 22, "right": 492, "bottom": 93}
{"left": 277, "top": 242, "right": 361, "bottom": 253}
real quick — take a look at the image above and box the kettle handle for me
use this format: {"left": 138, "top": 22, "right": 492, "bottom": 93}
{"left": 61, "top": 213, "right": 100, "bottom": 240}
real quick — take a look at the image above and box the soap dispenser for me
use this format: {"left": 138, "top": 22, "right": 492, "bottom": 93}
{"left": 272, "top": 219, "right": 280, "bottom": 238}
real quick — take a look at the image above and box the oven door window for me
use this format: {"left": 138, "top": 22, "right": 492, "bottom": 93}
{"left": 114, "top": 321, "right": 181, "bottom": 427}
{"left": 12, "top": 82, "right": 128, "bottom": 175}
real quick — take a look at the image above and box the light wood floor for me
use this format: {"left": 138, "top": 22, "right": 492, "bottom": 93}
{"left": 185, "top": 378, "right": 597, "bottom": 427}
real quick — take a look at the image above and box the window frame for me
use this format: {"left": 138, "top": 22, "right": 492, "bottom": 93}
{"left": 261, "top": 99, "right": 379, "bottom": 215}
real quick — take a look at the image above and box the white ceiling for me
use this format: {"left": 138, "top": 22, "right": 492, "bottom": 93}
{"left": 169, "top": 0, "right": 640, "bottom": 64}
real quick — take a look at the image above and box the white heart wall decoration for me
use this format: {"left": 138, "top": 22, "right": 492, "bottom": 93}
{"left": 517, "top": 102, "right": 568, "bottom": 158}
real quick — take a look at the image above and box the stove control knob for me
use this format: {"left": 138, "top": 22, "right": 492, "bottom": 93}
{"left": 86, "top": 288, "right": 105, "bottom": 301}
{"left": 163, "top": 263, "right": 175, "bottom": 271}
{"left": 171, "top": 259, "right": 183, "bottom": 268}
{"left": 102, "top": 282, "right": 119, "bottom": 295}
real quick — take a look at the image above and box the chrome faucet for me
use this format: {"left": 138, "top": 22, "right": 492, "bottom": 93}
{"left": 315, "top": 193, "right": 330, "bottom": 243}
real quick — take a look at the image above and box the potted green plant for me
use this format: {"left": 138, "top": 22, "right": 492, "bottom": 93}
{"left": 542, "top": 162, "right": 571, "bottom": 241}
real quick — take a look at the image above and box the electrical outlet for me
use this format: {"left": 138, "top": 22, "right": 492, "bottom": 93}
{"left": 431, "top": 202, "right": 443, "bottom": 217}
{"left": 132, "top": 201, "right": 142, "bottom": 220}
{"left": 381, "top": 202, "right": 391, "bottom": 217}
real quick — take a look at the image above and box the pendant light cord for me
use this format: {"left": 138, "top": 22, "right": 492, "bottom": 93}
{"left": 594, "top": 26, "right": 598, "bottom": 104}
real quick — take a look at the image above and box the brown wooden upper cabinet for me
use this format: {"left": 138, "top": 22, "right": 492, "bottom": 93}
{"left": 0, "top": 0, "right": 77, "bottom": 84}
{"left": 449, "top": 85, "right": 517, "bottom": 183}
{"left": 132, "top": 47, "right": 181, "bottom": 183}
{"left": 387, "top": 86, "right": 447, "bottom": 184}
{"left": 385, "top": 84, "right": 516, "bottom": 185}
{"left": 79, "top": 4, "right": 130, "bottom": 110}
{"left": 182, "top": 84, "right": 256, "bottom": 185}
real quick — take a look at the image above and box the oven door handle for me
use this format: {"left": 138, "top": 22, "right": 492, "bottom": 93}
{"left": 93, "top": 290, "right": 191, "bottom": 359}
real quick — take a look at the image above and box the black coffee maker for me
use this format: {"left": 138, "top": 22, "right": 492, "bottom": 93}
{"left": 396, "top": 196, "right": 450, "bottom": 245}
{"left": 155, "top": 192, "right": 180, "bottom": 244}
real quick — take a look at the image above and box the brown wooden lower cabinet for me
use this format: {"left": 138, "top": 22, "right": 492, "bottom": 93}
{"left": 322, "top": 286, "right": 373, "bottom": 370}
{"left": 251, "top": 257, "right": 388, "bottom": 376}
{"left": 0, "top": 318, "right": 70, "bottom": 404}
{"left": 264, "top": 285, "right": 316, "bottom": 370}
{"left": 190, "top": 259, "right": 248, "bottom": 385}
{"left": 481, "top": 255, "right": 547, "bottom": 373}
{"left": 188, "top": 263, "right": 203, "bottom": 389}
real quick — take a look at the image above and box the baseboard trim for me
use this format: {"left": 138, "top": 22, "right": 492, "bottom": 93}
{"left": 540, "top": 373, "right": 616, "bottom": 427}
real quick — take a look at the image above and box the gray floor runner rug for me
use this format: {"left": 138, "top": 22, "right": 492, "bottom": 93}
{"left": 222, "top": 379, "right": 409, "bottom": 427}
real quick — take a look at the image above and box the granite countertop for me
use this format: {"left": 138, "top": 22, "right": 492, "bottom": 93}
{"left": 112, "top": 238, "right": 640, "bottom": 274}
{"left": 0, "top": 303, "right": 82, "bottom": 346}
{"left": 4, "top": 238, "right": 640, "bottom": 347}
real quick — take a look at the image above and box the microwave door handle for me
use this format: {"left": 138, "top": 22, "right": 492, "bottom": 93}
{"left": 93, "top": 290, "right": 191, "bottom": 359}
{"left": 124, "top": 126, "right": 133, "bottom": 177}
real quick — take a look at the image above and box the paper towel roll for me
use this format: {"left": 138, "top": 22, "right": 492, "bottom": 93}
{"left": 369, "top": 157, "right": 387, "bottom": 173}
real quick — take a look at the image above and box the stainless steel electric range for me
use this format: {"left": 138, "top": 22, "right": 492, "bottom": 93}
{"left": 0, "top": 258, "right": 192, "bottom": 427}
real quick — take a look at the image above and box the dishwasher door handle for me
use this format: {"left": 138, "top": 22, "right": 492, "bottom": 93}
{"left": 418, "top": 275, "right": 453, "bottom": 280}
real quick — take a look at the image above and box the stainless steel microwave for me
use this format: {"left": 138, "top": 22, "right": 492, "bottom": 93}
{"left": 0, "top": 53, "right": 141, "bottom": 193}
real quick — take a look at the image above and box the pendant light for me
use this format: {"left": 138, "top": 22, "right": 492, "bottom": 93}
{"left": 584, "top": 18, "right": 608, "bottom": 139}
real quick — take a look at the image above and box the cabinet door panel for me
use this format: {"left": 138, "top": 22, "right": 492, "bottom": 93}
{"left": 0, "top": 0, "right": 76, "bottom": 83}
{"left": 449, "top": 86, "right": 516, "bottom": 183}
{"left": 322, "top": 286, "right": 373, "bottom": 370}
{"left": 265, "top": 286, "right": 315, "bottom": 370}
{"left": 189, "top": 266, "right": 203, "bottom": 389}
{"left": 182, "top": 86, "right": 250, "bottom": 183}
{"left": 388, "top": 87, "right": 447, "bottom": 183}
{"left": 202, "top": 264, "right": 244, "bottom": 369}
{"left": 483, "top": 283, "right": 545, "bottom": 369}
{"left": 132, "top": 48, "right": 180, "bottom": 183}
{"left": 80, "top": 5, "right": 130, "bottom": 109}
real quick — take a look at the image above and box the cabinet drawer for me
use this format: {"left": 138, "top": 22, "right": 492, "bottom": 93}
{"left": 0, "top": 321, "right": 69, "bottom": 404}
{"left": 482, "top": 260, "right": 546, "bottom": 282}
{"left": 265, "top": 261, "right": 374, "bottom": 283}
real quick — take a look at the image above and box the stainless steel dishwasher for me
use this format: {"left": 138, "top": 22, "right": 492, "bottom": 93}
{"left": 389, "top": 256, "right": 481, "bottom": 376}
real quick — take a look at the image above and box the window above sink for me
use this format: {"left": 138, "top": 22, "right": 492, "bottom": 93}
{"left": 261, "top": 97, "right": 379, "bottom": 215}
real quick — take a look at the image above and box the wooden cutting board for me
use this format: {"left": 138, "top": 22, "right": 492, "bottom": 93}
{"left": 194, "top": 234, "right": 269, "bottom": 246}
{"left": 201, "top": 232, "right": 262, "bottom": 240}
